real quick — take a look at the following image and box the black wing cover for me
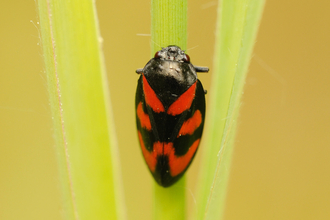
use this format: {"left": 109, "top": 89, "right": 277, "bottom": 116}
{"left": 135, "top": 75, "right": 205, "bottom": 187}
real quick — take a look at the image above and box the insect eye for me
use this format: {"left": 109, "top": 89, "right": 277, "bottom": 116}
{"left": 183, "top": 54, "right": 190, "bottom": 63}
{"left": 154, "top": 51, "right": 161, "bottom": 59}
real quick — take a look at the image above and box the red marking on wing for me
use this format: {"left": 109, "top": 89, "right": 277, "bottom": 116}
{"left": 167, "top": 82, "right": 196, "bottom": 116}
{"left": 137, "top": 102, "right": 152, "bottom": 130}
{"left": 138, "top": 132, "right": 157, "bottom": 172}
{"left": 138, "top": 131, "right": 200, "bottom": 176}
{"left": 153, "top": 142, "right": 164, "bottom": 155}
{"left": 143, "top": 75, "right": 165, "bottom": 113}
{"left": 177, "top": 110, "right": 202, "bottom": 137}
{"left": 167, "top": 139, "right": 200, "bottom": 176}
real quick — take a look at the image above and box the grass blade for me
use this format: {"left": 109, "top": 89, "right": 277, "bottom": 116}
{"left": 37, "top": 0, "right": 126, "bottom": 219}
{"left": 195, "top": 1, "right": 265, "bottom": 219}
{"left": 151, "top": 0, "right": 187, "bottom": 219}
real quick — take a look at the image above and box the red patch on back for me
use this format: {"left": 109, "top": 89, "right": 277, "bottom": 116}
{"left": 138, "top": 132, "right": 200, "bottom": 176}
{"left": 137, "top": 102, "right": 152, "bottom": 130}
{"left": 138, "top": 132, "right": 157, "bottom": 172}
{"left": 143, "top": 75, "right": 165, "bottom": 113}
{"left": 177, "top": 110, "right": 202, "bottom": 137}
{"left": 167, "top": 82, "right": 196, "bottom": 116}
{"left": 167, "top": 139, "right": 200, "bottom": 176}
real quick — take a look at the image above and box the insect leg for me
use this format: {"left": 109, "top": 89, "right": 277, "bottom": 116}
{"left": 194, "top": 66, "right": 209, "bottom": 73}
{"left": 136, "top": 68, "right": 144, "bottom": 74}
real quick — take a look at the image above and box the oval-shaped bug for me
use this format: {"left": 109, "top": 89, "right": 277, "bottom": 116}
{"left": 135, "top": 45, "right": 209, "bottom": 187}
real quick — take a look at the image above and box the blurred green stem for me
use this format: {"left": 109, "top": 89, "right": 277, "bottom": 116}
{"left": 38, "top": 0, "right": 125, "bottom": 219}
{"left": 195, "top": 0, "right": 265, "bottom": 220}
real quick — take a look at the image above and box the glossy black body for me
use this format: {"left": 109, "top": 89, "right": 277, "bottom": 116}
{"left": 135, "top": 46, "right": 208, "bottom": 187}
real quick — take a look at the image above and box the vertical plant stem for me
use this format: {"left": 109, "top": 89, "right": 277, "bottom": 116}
{"left": 195, "top": 0, "right": 265, "bottom": 220}
{"left": 151, "top": 0, "right": 187, "bottom": 219}
{"left": 38, "top": 0, "right": 125, "bottom": 219}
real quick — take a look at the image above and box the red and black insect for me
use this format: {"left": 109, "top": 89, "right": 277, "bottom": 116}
{"left": 135, "top": 45, "right": 209, "bottom": 187}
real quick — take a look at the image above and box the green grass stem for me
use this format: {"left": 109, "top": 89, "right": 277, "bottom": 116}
{"left": 195, "top": 1, "right": 265, "bottom": 220}
{"left": 151, "top": 0, "right": 187, "bottom": 219}
{"left": 37, "top": 0, "right": 126, "bottom": 219}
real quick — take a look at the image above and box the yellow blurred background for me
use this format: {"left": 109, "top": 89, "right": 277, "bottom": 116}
{"left": 1, "top": 0, "right": 330, "bottom": 219}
